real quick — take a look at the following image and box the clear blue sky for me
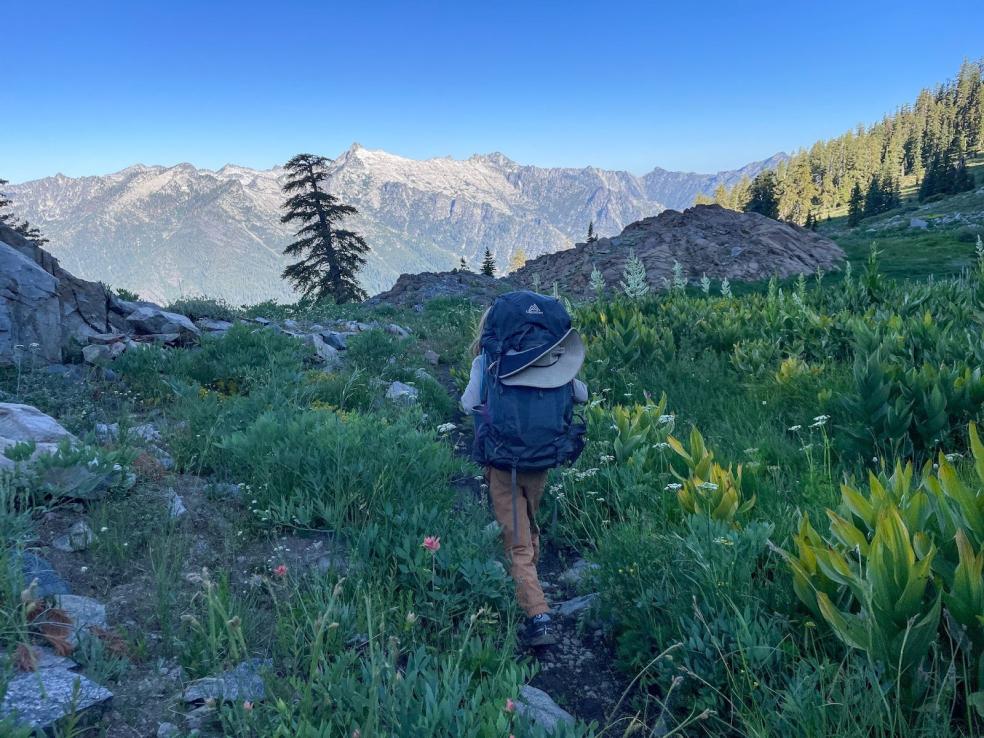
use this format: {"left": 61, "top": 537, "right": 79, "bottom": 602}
{"left": 4, "top": 0, "right": 982, "bottom": 183}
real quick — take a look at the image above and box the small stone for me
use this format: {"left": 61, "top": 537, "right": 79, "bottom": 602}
{"left": 82, "top": 344, "right": 113, "bottom": 364}
{"left": 210, "top": 482, "right": 243, "bottom": 499}
{"left": 167, "top": 491, "right": 187, "bottom": 519}
{"left": 182, "top": 658, "right": 270, "bottom": 703}
{"left": 385, "top": 381, "right": 419, "bottom": 404}
{"left": 52, "top": 521, "right": 95, "bottom": 552}
{"left": 385, "top": 323, "right": 410, "bottom": 339}
{"left": 157, "top": 722, "right": 180, "bottom": 737}
{"left": 423, "top": 349, "right": 439, "bottom": 365}
{"left": 555, "top": 592, "right": 599, "bottom": 618}
{"left": 909, "top": 217, "right": 929, "bottom": 229}
{"left": 557, "top": 558, "right": 599, "bottom": 588}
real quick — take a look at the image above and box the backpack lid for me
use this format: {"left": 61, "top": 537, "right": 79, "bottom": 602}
{"left": 481, "top": 291, "right": 577, "bottom": 383}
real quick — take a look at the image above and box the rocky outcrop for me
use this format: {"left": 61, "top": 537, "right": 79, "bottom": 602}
{"left": 0, "top": 240, "right": 62, "bottom": 363}
{"left": 367, "top": 269, "right": 516, "bottom": 307}
{"left": 512, "top": 204, "right": 845, "bottom": 298}
{"left": 0, "top": 223, "right": 123, "bottom": 363}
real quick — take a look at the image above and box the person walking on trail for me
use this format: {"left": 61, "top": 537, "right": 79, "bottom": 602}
{"left": 460, "top": 290, "right": 588, "bottom": 647}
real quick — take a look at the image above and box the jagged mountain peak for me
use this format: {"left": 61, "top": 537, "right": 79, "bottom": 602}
{"left": 7, "top": 147, "right": 779, "bottom": 305}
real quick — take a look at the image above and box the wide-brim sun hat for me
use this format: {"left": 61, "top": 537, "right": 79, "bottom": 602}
{"left": 499, "top": 328, "right": 585, "bottom": 388}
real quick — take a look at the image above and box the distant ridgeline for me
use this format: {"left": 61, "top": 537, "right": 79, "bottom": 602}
{"left": 701, "top": 60, "right": 984, "bottom": 226}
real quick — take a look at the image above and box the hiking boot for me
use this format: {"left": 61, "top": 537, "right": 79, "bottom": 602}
{"left": 524, "top": 613, "right": 557, "bottom": 647}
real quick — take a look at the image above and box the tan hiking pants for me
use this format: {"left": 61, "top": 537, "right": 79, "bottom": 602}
{"left": 486, "top": 466, "right": 549, "bottom": 617}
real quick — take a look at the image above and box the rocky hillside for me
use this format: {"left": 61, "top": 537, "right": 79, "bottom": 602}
{"left": 8, "top": 146, "right": 781, "bottom": 304}
{"left": 512, "top": 204, "right": 845, "bottom": 298}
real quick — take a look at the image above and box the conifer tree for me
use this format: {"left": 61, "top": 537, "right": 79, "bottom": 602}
{"left": 481, "top": 248, "right": 496, "bottom": 276}
{"left": 280, "top": 153, "right": 369, "bottom": 303}
{"left": 0, "top": 179, "right": 12, "bottom": 224}
{"left": 14, "top": 220, "right": 48, "bottom": 246}
{"left": 745, "top": 171, "right": 780, "bottom": 219}
{"left": 459, "top": 256, "right": 468, "bottom": 271}
{"left": 586, "top": 221, "right": 598, "bottom": 243}
{"left": 847, "top": 182, "right": 865, "bottom": 227}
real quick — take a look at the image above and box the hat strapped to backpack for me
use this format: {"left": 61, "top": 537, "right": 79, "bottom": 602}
{"left": 473, "top": 291, "right": 588, "bottom": 544}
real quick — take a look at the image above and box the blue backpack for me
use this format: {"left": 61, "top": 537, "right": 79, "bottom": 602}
{"left": 472, "top": 290, "right": 586, "bottom": 474}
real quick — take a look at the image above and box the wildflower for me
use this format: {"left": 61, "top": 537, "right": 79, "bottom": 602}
{"left": 800, "top": 444, "right": 814, "bottom": 452}
{"left": 273, "top": 564, "right": 288, "bottom": 577}
{"left": 713, "top": 537, "right": 734, "bottom": 546}
{"left": 243, "top": 700, "right": 253, "bottom": 711}
{"left": 437, "top": 422, "right": 456, "bottom": 434}
{"left": 422, "top": 536, "right": 441, "bottom": 553}
{"left": 352, "top": 731, "right": 361, "bottom": 738}
{"left": 653, "top": 442, "right": 670, "bottom": 450}
{"left": 788, "top": 425, "right": 802, "bottom": 432}
{"left": 945, "top": 452, "right": 963, "bottom": 462}
{"left": 743, "top": 448, "right": 759, "bottom": 456}
{"left": 100, "top": 526, "right": 109, "bottom": 533}
{"left": 698, "top": 481, "right": 718, "bottom": 491}
{"left": 504, "top": 698, "right": 516, "bottom": 713}
{"left": 599, "top": 454, "right": 615, "bottom": 463}
{"left": 405, "top": 611, "right": 417, "bottom": 625}
{"left": 658, "top": 414, "right": 675, "bottom": 425}
{"left": 813, "top": 414, "right": 830, "bottom": 424}
{"left": 87, "top": 458, "right": 100, "bottom": 468}
{"left": 664, "top": 482, "right": 682, "bottom": 491}
{"left": 80, "top": 566, "right": 89, "bottom": 574}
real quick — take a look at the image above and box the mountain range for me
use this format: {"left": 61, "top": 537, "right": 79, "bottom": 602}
{"left": 7, "top": 145, "right": 786, "bottom": 303}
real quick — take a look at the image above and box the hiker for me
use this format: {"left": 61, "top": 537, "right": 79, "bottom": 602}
{"left": 461, "top": 291, "right": 588, "bottom": 646}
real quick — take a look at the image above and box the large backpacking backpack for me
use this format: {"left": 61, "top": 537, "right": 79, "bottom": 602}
{"left": 471, "top": 291, "right": 586, "bottom": 474}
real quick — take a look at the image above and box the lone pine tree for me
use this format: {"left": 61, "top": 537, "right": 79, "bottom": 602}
{"left": 280, "top": 154, "right": 369, "bottom": 303}
{"left": 481, "top": 248, "right": 496, "bottom": 276}
{"left": 586, "top": 220, "right": 598, "bottom": 243}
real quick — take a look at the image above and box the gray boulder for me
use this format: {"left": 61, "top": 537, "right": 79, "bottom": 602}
{"left": 0, "top": 403, "right": 78, "bottom": 469}
{"left": 41, "top": 465, "right": 115, "bottom": 501}
{"left": 311, "top": 334, "right": 341, "bottom": 367}
{"left": 321, "top": 330, "right": 348, "bottom": 350}
{"left": 910, "top": 217, "right": 929, "bottom": 229}
{"left": 197, "top": 318, "right": 233, "bottom": 333}
{"left": 0, "top": 239, "right": 62, "bottom": 364}
{"left": 0, "top": 667, "right": 112, "bottom": 731}
{"left": 53, "top": 594, "right": 108, "bottom": 647}
{"left": 125, "top": 306, "right": 200, "bottom": 342}
{"left": 1, "top": 223, "right": 119, "bottom": 352}
{"left": 516, "top": 685, "right": 575, "bottom": 733}
{"left": 19, "top": 552, "right": 70, "bottom": 597}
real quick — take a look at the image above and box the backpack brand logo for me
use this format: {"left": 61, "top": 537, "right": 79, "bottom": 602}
{"left": 525, "top": 303, "right": 543, "bottom": 315}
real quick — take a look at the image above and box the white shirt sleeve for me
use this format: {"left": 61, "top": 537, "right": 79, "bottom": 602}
{"left": 460, "top": 356, "right": 484, "bottom": 413}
